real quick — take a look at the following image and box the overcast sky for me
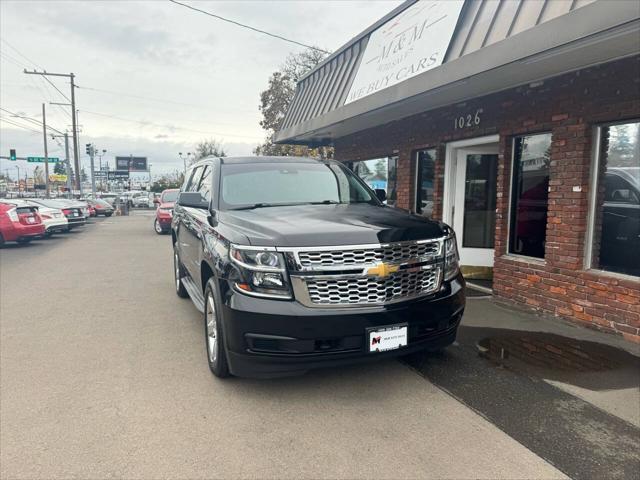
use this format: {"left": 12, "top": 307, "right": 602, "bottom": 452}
{"left": 0, "top": 0, "right": 402, "bottom": 179}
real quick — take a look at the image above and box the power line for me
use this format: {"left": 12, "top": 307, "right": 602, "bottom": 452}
{"left": 79, "top": 109, "right": 263, "bottom": 141}
{"left": 76, "top": 84, "right": 254, "bottom": 115}
{"left": 0, "top": 107, "right": 65, "bottom": 135}
{"left": 0, "top": 116, "right": 42, "bottom": 134}
{"left": 168, "top": 0, "right": 330, "bottom": 54}
{"left": 0, "top": 39, "right": 72, "bottom": 120}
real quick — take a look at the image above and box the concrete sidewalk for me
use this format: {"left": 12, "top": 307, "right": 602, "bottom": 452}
{"left": 405, "top": 297, "right": 640, "bottom": 480}
{"left": 465, "top": 297, "right": 640, "bottom": 427}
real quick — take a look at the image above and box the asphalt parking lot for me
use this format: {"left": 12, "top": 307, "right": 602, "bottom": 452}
{"left": 1, "top": 212, "right": 638, "bottom": 479}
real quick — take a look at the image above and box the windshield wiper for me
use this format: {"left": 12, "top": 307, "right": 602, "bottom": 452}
{"left": 230, "top": 202, "right": 308, "bottom": 211}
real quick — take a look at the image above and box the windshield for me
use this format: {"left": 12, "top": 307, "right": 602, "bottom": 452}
{"left": 161, "top": 190, "right": 179, "bottom": 203}
{"left": 220, "top": 162, "right": 378, "bottom": 210}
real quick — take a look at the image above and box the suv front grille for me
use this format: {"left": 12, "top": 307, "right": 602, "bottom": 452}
{"left": 298, "top": 241, "right": 441, "bottom": 267}
{"left": 285, "top": 238, "right": 445, "bottom": 307}
{"left": 305, "top": 266, "right": 442, "bottom": 306}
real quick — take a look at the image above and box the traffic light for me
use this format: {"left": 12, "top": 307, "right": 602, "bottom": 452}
{"left": 85, "top": 144, "right": 92, "bottom": 155}
{"left": 9, "top": 149, "right": 16, "bottom": 161}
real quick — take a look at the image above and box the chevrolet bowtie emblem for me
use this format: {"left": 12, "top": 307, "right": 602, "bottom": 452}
{"left": 366, "top": 262, "right": 400, "bottom": 278}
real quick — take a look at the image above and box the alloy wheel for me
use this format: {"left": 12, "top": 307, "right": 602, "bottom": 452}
{"left": 174, "top": 252, "right": 181, "bottom": 291}
{"left": 155, "top": 219, "right": 163, "bottom": 234}
{"left": 206, "top": 292, "right": 218, "bottom": 364}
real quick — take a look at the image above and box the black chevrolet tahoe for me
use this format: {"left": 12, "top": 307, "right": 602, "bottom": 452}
{"left": 171, "top": 156, "right": 465, "bottom": 378}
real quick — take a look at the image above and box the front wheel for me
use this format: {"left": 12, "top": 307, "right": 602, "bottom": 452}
{"left": 105, "top": 213, "right": 113, "bottom": 217}
{"left": 174, "top": 249, "right": 189, "bottom": 298}
{"left": 154, "top": 219, "right": 164, "bottom": 235}
{"left": 204, "top": 278, "right": 230, "bottom": 378}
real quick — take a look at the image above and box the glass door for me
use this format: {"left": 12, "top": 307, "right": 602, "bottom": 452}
{"left": 452, "top": 146, "right": 498, "bottom": 267}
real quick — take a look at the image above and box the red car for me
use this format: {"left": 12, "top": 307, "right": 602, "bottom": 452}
{"left": 154, "top": 189, "right": 179, "bottom": 234}
{"left": 0, "top": 201, "right": 46, "bottom": 246}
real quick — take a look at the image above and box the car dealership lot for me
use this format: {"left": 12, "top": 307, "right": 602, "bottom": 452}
{"left": 1, "top": 212, "right": 638, "bottom": 479}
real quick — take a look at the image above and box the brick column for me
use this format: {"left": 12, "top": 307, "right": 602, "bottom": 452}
{"left": 545, "top": 116, "right": 592, "bottom": 270}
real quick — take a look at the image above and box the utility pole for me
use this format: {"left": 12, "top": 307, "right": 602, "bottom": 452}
{"left": 42, "top": 103, "right": 51, "bottom": 198}
{"left": 24, "top": 69, "right": 81, "bottom": 192}
{"left": 64, "top": 133, "right": 72, "bottom": 197}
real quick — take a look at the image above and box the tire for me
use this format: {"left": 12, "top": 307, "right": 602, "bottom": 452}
{"left": 174, "top": 248, "right": 189, "bottom": 298}
{"left": 0, "top": 233, "right": 4, "bottom": 247}
{"left": 44, "top": 231, "right": 52, "bottom": 238}
{"left": 154, "top": 219, "right": 165, "bottom": 235}
{"left": 204, "top": 278, "right": 230, "bottom": 378}
{"left": 105, "top": 213, "right": 112, "bottom": 217}
{"left": 16, "top": 238, "right": 32, "bottom": 245}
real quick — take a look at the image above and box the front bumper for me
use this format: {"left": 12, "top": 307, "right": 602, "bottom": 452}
{"left": 222, "top": 273, "right": 465, "bottom": 378}
{"left": 157, "top": 216, "right": 172, "bottom": 230}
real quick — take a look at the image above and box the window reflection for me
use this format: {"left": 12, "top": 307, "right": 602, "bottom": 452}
{"left": 592, "top": 121, "right": 640, "bottom": 276}
{"left": 463, "top": 154, "right": 497, "bottom": 248}
{"left": 509, "top": 133, "right": 552, "bottom": 259}
{"left": 416, "top": 149, "right": 435, "bottom": 217}
{"left": 350, "top": 156, "right": 398, "bottom": 206}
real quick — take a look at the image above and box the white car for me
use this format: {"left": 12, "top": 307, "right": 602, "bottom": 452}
{"left": 133, "top": 194, "right": 154, "bottom": 208}
{"left": 18, "top": 199, "right": 69, "bottom": 236}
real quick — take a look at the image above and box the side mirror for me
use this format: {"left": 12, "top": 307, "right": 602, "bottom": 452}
{"left": 374, "top": 189, "right": 387, "bottom": 202}
{"left": 153, "top": 197, "right": 160, "bottom": 204}
{"left": 177, "top": 192, "right": 208, "bottom": 209}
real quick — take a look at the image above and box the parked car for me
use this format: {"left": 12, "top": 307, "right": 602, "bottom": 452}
{"left": 134, "top": 193, "right": 154, "bottom": 208}
{"left": 19, "top": 199, "right": 69, "bottom": 236}
{"left": 29, "top": 199, "right": 87, "bottom": 229}
{"left": 154, "top": 188, "right": 178, "bottom": 234}
{"left": 97, "top": 193, "right": 119, "bottom": 206}
{"left": 0, "top": 201, "right": 46, "bottom": 246}
{"left": 171, "top": 157, "right": 464, "bottom": 378}
{"left": 600, "top": 167, "right": 640, "bottom": 276}
{"left": 88, "top": 199, "right": 115, "bottom": 217}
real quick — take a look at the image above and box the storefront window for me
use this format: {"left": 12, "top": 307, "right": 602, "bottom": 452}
{"left": 350, "top": 156, "right": 398, "bottom": 206}
{"left": 590, "top": 121, "right": 640, "bottom": 277}
{"left": 509, "top": 133, "right": 552, "bottom": 259}
{"left": 416, "top": 149, "right": 435, "bottom": 216}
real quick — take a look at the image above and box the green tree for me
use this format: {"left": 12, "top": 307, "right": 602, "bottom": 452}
{"left": 150, "top": 170, "right": 185, "bottom": 192}
{"left": 255, "top": 48, "right": 333, "bottom": 159}
{"left": 194, "top": 139, "right": 226, "bottom": 163}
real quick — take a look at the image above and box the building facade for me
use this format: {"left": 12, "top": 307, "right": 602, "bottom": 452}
{"left": 276, "top": 0, "right": 640, "bottom": 342}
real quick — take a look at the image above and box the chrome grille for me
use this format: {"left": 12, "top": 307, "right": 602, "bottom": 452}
{"left": 305, "top": 267, "right": 441, "bottom": 305}
{"left": 298, "top": 241, "right": 441, "bottom": 267}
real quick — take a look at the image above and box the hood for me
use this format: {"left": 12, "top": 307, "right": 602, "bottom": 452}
{"left": 218, "top": 203, "right": 448, "bottom": 247}
{"left": 159, "top": 201, "right": 175, "bottom": 209}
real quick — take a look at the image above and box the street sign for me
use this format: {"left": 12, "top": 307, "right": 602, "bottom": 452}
{"left": 27, "top": 157, "right": 60, "bottom": 163}
{"left": 108, "top": 170, "right": 129, "bottom": 180}
{"left": 115, "top": 156, "right": 147, "bottom": 172}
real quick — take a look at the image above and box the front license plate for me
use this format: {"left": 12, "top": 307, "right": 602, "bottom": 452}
{"left": 367, "top": 324, "right": 408, "bottom": 353}
{"left": 73, "top": 212, "right": 78, "bottom": 217}
{"left": 27, "top": 217, "right": 35, "bottom": 224}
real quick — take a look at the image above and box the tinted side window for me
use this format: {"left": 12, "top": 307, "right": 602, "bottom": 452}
{"left": 197, "top": 165, "right": 213, "bottom": 202}
{"left": 186, "top": 167, "right": 203, "bottom": 192}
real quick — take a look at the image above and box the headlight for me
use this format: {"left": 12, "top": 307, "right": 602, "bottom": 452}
{"left": 444, "top": 235, "right": 460, "bottom": 281}
{"left": 230, "top": 245, "right": 292, "bottom": 299}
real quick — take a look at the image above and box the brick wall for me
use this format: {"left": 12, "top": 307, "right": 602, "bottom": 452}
{"left": 334, "top": 55, "right": 640, "bottom": 343}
